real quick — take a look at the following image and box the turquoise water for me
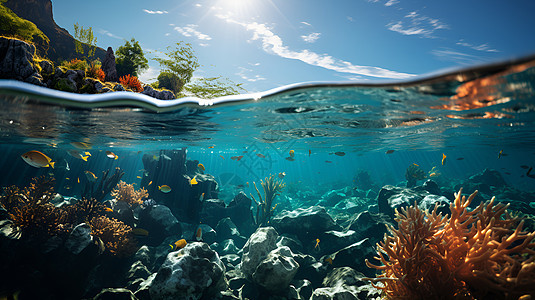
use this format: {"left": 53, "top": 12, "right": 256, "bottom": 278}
{"left": 1, "top": 55, "right": 535, "bottom": 299}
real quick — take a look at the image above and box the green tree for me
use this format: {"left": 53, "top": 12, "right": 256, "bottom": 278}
{"left": 153, "top": 42, "right": 244, "bottom": 98}
{"left": 115, "top": 38, "right": 149, "bottom": 78}
{"left": 73, "top": 22, "right": 97, "bottom": 58}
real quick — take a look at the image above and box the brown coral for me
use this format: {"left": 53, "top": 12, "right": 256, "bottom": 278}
{"left": 62, "top": 197, "right": 106, "bottom": 224}
{"left": 111, "top": 181, "right": 148, "bottom": 206}
{"left": 366, "top": 189, "right": 535, "bottom": 300}
{"left": 88, "top": 216, "right": 137, "bottom": 257}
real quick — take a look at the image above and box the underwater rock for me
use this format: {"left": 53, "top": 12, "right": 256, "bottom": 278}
{"left": 327, "top": 239, "right": 376, "bottom": 277}
{"left": 107, "top": 200, "right": 135, "bottom": 226}
{"left": 127, "top": 260, "right": 152, "bottom": 282}
{"left": 319, "top": 189, "right": 346, "bottom": 207}
{"left": 134, "top": 245, "right": 152, "bottom": 268}
{"left": 148, "top": 242, "right": 227, "bottom": 300}
{"left": 315, "top": 230, "right": 361, "bottom": 256}
{"left": 240, "top": 226, "right": 279, "bottom": 279}
{"left": 251, "top": 246, "right": 300, "bottom": 293}
{"left": 215, "top": 217, "right": 246, "bottom": 248}
{"left": 226, "top": 192, "right": 256, "bottom": 237}
{"left": 0, "top": 37, "right": 45, "bottom": 86}
{"left": 310, "top": 285, "right": 360, "bottom": 300}
{"left": 292, "top": 279, "right": 314, "bottom": 300}
{"left": 65, "top": 223, "right": 93, "bottom": 255}
{"left": 93, "top": 287, "right": 137, "bottom": 300}
{"left": 142, "top": 85, "right": 175, "bottom": 100}
{"left": 377, "top": 185, "right": 451, "bottom": 219}
{"left": 319, "top": 267, "right": 382, "bottom": 300}
{"left": 293, "top": 254, "right": 327, "bottom": 288}
{"left": 468, "top": 168, "right": 507, "bottom": 189}
{"left": 102, "top": 47, "right": 118, "bottom": 82}
{"left": 277, "top": 235, "right": 304, "bottom": 254}
{"left": 138, "top": 204, "right": 181, "bottom": 246}
{"left": 271, "top": 206, "right": 340, "bottom": 240}
{"left": 141, "top": 149, "right": 218, "bottom": 224}
{"left": 345, "top": 211, "right": 390, "bottom": 245}
{"left": 199, "top": 198, "right": 227, "bottom": 229}
{"left": 422, "top": 180, "right": 441, "bottom": 196}
{"left": 218, "top": 239, "right": 240, "bottom": 256}
{"left": 221, "top": 253, "right": 241, "bottom": 267}
{"left": 0, "top": 219, "right": 20, "bottom": 240}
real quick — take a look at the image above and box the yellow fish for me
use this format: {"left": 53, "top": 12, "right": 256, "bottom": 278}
{"left": 132, "top": 228, "right": 149, "bottom": 236}
{"left": 190, "top": 176, "right": 198, "bottom": 185}
{"left": 198, "top": 163, "right": 205, "bottom": 171}
{"left": 314, "top": 238, "right": 320, "bottom": 250}
{"left": 413, "top": 163, "right": 419, "bottom": 167}
{"left": 84, "top": 151, "right": 91, "bottom": 156}
{"left": 67, "top": 150, "right": 89, "bottom": 161}
{"left": 106, "top": 151, "right": 118, "bottom": 160}
{"left": 429, "top": 172, "right": 438, "bottom": 177}
{"left": 148, "top": 181, "right": 153, "bottom": 186}
{"left": 21, "top": 151, "right": 55, "bottom": 168}
{"left": 77, "top": 177, "right": 80, "bottom": 184}
{"left": 441, "top": 153, "right": 446, "bottom": 166}
{"left": 71, "top": 142, "right": 92, "bottom": 150}
{"left": 170, "top": 239, "right": 187, "bottom": 251}
{"left": 137, "top": 176, "right": 142, "bottom": 179}
{"left": 84, "top": 171, "right": 98, "bottom": 182}
{"left": 289, "top": 150, "right": 295, "bottom": 158}
{"left": 159, "top": 185, "right": 172, "bottom": 193}
{"left": 104, "top": 207, "right": 113, "bottom": 212}
{"left": 498, "top": 149, "right": 503, "bottom": 159}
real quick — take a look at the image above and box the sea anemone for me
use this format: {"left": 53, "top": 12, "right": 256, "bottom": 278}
{"left": 366, "top": 189, "right": 535, "bottom": 299}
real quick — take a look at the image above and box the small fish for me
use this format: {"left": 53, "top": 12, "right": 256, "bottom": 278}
{"left": 190, "top": 177, "right": 198, "bottom": 185}
{"left": 289, "top": 150, "right": 295, "bottom": 158}
{"left": 285, "top": 157, "right": 295, "bottom": 161}
{"left": 106, "top": 151, "right": 118, "bottom": 159}
{"left": 413, "top": 163, "right": 419, "bottom": 167}
{"left": 66, "top": 177, "right": 70, "bottom": 180}
{"left": 198, "top": 163, "right": 205, "bottom": 171}
{"left": 170, "top": 239, "right": 187, "bottom": 251}
{"left": 325, "top": 160, "right": 332, "bottom": 163}
{"left": 137, "top": 176, "right": 142, "bottom": 179}
{"left": 152, "top": 155, "right": 159, "bottom": 161}
{"left": 208, "top": 146, "right": 215, "bottom": 149}
{"left": 332, "top": 152, "right": 345, "bottom": 156}
{"left": 219, "top": 155, "right": 225, "bottom": 159}
{"left": 158, "top": 185, "right": 172, "bottom": 193}
{"left": 520, "top": 165, "right": 530, "bottom": 169}
{"left": 196, "top": 227, "right": 203, "bottom": 241}
{"left": 104, "top": 207, "right": 113, "bottom": 212}
{"left": 162, "top": 154, "right": 172, "bottom": 160}
{"left": 256, "top": 153, "right": 266, "bottom": 158}
{"left": 246, "top": 182, "right": 249, "bottom": 187}
{"left": 71, "top": 142, "right": 92, "bottom": 150}
{"left": 21, "top": 150, "right": 55, "bottom": 168}
{"left": 231, "top": 155, "right": 244, "bottom": 161}
{"left": 65, "top": 186, "right": 71, "bottom": 190}
{"left": 84, "top": 151, "right": 91, "bottom": 157}
{"left": 429, "top": 172, "right": 438, "bottom": 177}
{"left": 498, "top": 149, "right": 503, "bottom": 159}
{"left": 441, "top": 153, "right": 446, "bottom": 166}
{"left": 386, "top": 150, "right": 395, "bottom": 154}
{"left": 457, "top": 157, "right": 465, "bottom": 160}
{"left": 132, "top": 228, "right": 149, "bottom": 236}
{"left": 148, "top": 180, "right": 153, "bottom": 186}
{"left": 199, "top": 192, "right": 205, "bottom": 201}
{"left": 278, "top": 172, "right": 286, "bottom": 179}
{"left": 314, "top": 238, "right": 320, "bottom": 250}
{"left": 84, "top": 171, "right": 98, "bottom": 182}
{"left": 67, "top": 150, "right": 89, "bottom": 161}
{"left": 309, "top": 149, "right": 311, "bottom": 156}
{"left": 325, "top": 257, "right": 333, "bottom": 265}
{"left": 77, "top": 177, "right": 80, "bottom": 184}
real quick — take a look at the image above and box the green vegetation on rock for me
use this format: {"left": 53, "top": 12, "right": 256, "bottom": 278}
{"left": 73, "top": 22, "right": 97, "bottom": 59}
{"left": 115, "top": 38, "right": 148, "bottom": 78}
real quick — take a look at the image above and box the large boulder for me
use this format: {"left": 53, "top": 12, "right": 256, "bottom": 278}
{"left": 0, "top": 37, "right": 44, "bottom": 85}
{"left": 251, "top": 246, "right": 300, "bottom": 293}
{"left": 271, "top": 206, "right": 340, "bottom": 240}
{"left": 142, "top": 85, "right": 175, "bottom": 100}
{"left": 137, "top": 204, "right": 181, "bottom": 246}
{"left": 102, "top": 47, "right": 118, "bottom": 82}
{"left": 148, "top": 242, "right": 227, "bottom": 300}
{"left": 377, "top": 185, "right": 450, "bottom": 219}
{"left": 240, "top": 226, "right": 278, "bottom": 279}
{"left": 64, "top": 223, "right": 93, "bottom": 255}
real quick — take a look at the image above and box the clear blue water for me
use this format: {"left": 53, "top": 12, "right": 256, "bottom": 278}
{"left": 1, "top": 56, "right": 534, "bottom": 197}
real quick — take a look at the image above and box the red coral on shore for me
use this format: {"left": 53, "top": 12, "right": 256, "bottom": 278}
{"left": 119, "top": 74, "right": 143, "bottom": 92}
{"left": 366, "top": 189, "right": 535, "bottom": 299}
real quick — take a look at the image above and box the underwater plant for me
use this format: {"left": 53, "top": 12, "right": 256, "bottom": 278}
{"left": 366, "top": 189, "right": 535, "bottom": 299}
{"left": 82, "top": 167, "right": 124, "bottom": 202}
{"left": 405, "top": 164, "right": 426, "bottom": 188}
{"left": 111, "top": 181, "right": 148, "bottom": 206}
{"left": 88, "top": 216, "right": 137, "bottom": 257}
{"left": 119, "top": 74, "right": 143, "bottom": 92}
{"left": 251, "top": 174, "right": 286, "bottom": 227}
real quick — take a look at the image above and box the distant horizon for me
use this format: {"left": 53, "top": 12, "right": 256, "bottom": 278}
{"left": 50, "top": 0, "right": 535, "bottom": 92}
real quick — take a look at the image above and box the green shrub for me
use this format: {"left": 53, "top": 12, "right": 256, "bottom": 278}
{"left": 61, "top": 58, "right": 88, "bottom": 70}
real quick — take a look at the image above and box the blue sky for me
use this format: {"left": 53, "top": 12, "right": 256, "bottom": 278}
{"left": 52, "top": 0, "right": 535, "bottom": 92}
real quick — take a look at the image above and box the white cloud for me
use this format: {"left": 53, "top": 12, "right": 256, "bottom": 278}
{"left": 138, "top": 65, "right": 160, "bottom": 83}
{"left": 237, "top": 67, "right": 266, "bottom": 82}
{"left": 98, "top": 29, "right": 123, "bottom": 40}
{"left": 301, "top": 32, "right": 321, "bottom": 43}
{"left": 385, "top": 0, "right": 399, "bottom": 6}
{"left": 216, "top": 14, "right": 415, "bottom": 79}
{"left": 173, "top": 24, "right": 212, "bottom": 40}
{"left": 431, "top": 48, "right": 484, "bottom": 65}
{"left": 387, "top": 11, "right": 448, "bottom": 38}
{"left": 143, "top": 9, "right": 168, "bottom": 14}
{"left": 301, "top": 21, "right": 312, "bottom": 27}
{"left": 347, "top": 16, "right": 354, "bottom": 22}
{"left": 457, "top": 40, "right": 499, "bottom": 53}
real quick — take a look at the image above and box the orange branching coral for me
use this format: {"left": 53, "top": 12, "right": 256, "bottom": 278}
{"left": 366, "top": 189, "right": 535, "bottom": 300}
{"left": 88, "top": 216, "right": 137, "bottom": 257}
{"left": 119, "top": 74, "right": 143, "bottom": 92}
{"left": 86, "top": 62, "right": 105, "bottom": 81}
{"left": 62, "top": 197, "right": 106, "bottom": 224}
{"left": 111, "top": 181, "right": 148, "bottom": 206}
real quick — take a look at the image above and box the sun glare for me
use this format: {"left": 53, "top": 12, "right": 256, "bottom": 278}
{"left": 215, "top": 0, "right": 264, "bottom": 17}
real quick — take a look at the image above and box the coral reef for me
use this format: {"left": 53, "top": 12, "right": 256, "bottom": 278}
{"left": 88, "top": 216, "right": 137, "bottom": 257}
{"left": 82, "top": 167, "right": 124, "bottom": 202}
{"left": 111, "top": 181, "right": 148, "bottom": 206}
{"left": 405, "top": 164, "right": 426, "bottom": 188}
{"left": 63, "top": 197, "right": 106, "bottom": 224}
{"left": 250, "top": 174, "right": 286, "bottom": 227}
{"left": 366, "top": 188, "right": 535, "bottom": 299}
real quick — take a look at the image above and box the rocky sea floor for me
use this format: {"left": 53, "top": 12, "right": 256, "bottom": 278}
{"left": 1, "top": 149, "right": 535, "bottom": 300}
